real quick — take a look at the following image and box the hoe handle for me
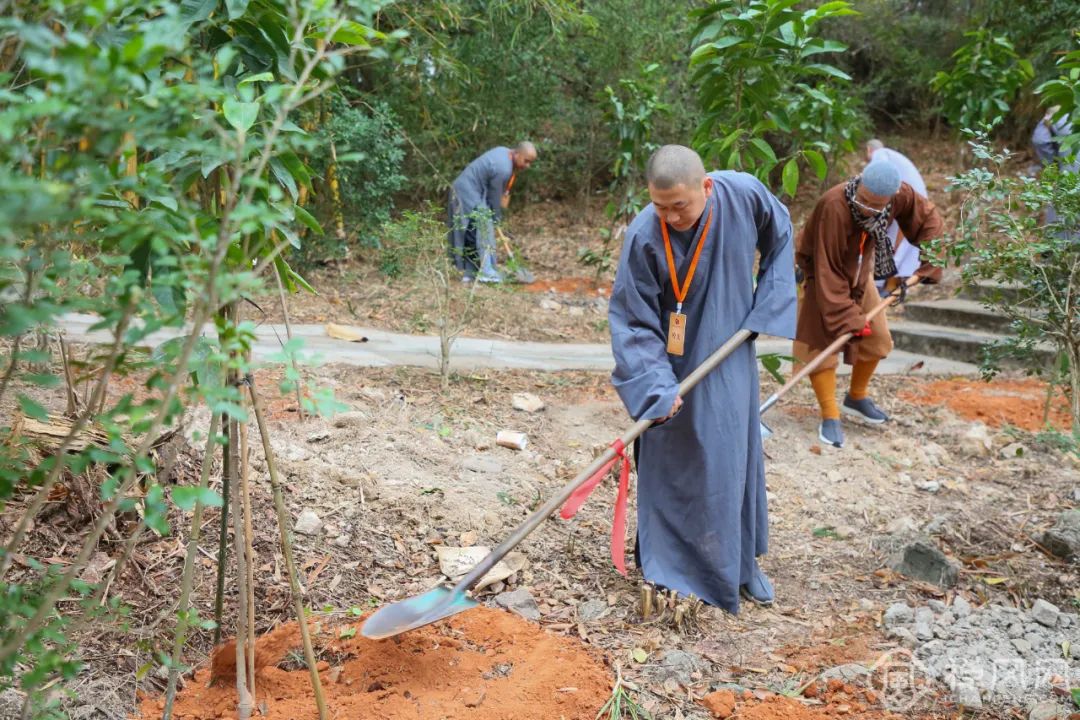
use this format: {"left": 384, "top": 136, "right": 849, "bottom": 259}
{"left": 454, "top": 328, "right": 755, "bottom": 594}
{"left": 759, "top": 275, "right": 921, "bottom": 415}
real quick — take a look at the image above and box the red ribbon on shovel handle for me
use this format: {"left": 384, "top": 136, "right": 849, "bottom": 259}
{"left": 559, "top": 439, "right": 631, "bottom": 576}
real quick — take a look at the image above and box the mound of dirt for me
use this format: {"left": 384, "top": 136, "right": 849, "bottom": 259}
{"left": 899, "top": 378, "right": 1071, "bottom": 432}
{"left": 140, "top": 606, "right": 611, "bottom": 720}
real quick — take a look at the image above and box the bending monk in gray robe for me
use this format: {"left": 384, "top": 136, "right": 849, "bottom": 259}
{"left": 447, "top": 141, "right": 537, "bottom": 282}
{"left": 609, "top": 145, "right": 796, "bottom": 613}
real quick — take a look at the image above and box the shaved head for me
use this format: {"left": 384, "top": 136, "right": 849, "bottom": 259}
{"left": 646, "top": 145, "right": 706, "bottom": 190}
{"left": 865, "top": 138, "right": 884, "bottom": 162}
{"left": 511, "top": 140, "right": 537, "bottom": 170}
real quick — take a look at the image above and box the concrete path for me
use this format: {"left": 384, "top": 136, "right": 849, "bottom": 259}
{"left": 57, "top": 313, "right": 978, "bottom": 375}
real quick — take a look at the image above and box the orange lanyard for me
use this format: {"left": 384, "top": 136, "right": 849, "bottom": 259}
{"left": 660, "top": 203, "right": 714, "bottom": 314}
{"left": 506, "top": 151, "right": 516, "bottom": 194}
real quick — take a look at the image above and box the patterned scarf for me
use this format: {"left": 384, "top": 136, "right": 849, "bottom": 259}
{"left": 844, "top": 176, "right": 896, "bottom": 280}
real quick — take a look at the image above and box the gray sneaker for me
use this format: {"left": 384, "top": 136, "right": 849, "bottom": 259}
{"left": 842, "top": 394, "right": 889, "bottom": 424}
{"left": 818, "top": 418, "right": 844, "bottom": 448}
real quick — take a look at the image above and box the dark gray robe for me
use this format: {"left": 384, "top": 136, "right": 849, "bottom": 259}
{"left": 609, "top": 171, "right": 796, "bottom": 613}
{"left": 447, "top": 146, "right": 513, "bottom": 278}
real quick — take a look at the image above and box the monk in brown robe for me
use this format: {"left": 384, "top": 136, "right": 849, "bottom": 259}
{"left": 793, "top": 159, "right": 944, "bottom": 448}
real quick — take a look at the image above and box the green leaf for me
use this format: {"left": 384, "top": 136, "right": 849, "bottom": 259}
{"left": 225, "top": 0, "right": 251, "bottom": 20}
{"left": 1070, "top": 687, "right": 1079, "bottom": 708}
{"left": 17, "top": 394, "right": 49, "bottom": 421}
{"left": 223, "top": 98, "right": 259, "bottom": 134}
{"left": 276, "top": 151, "right": 312, "bottom": 193}
{"left": 269, "top": 157, "right": 299, "bottom": 202}
{"left": 803, "top": 63, "right": 851, "bottom": 80}
{"left": 749, "top": 138, "right": 778, "bottom": 166}
{"left": 782, "top": 158, "right": 799, "bottom": 197}
{"left": 804, "top": 149, "right": 827, "bottom": 180}
{"left": 23, "top": 373, "right": 61, "bottom": 388}
{"left": 173, "top": 485, "right": 223, "bottom": 511}
{"left": 239, "top": 71, "right": 274, "bottom": 84}
{"left": 294, "top": 205, "right": 324, "bottom": 236}
{"left": 180, "top": 0, "right": 218, "bottom": 25}
{"left": 339, "top": 627, "right": 357, "bottom": 639}
{"left": 631, "top": 648, "right": 647, "bottom": 663}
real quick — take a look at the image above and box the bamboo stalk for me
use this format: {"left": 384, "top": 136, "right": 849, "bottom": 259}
{"left": 247, "top": 375, "right": 328, "bottom": 720}
{"left": 212, "top": 409, "right": 232, "bottom": 645}
{"left": 272, "top": 260, "right": 305, "bottom": 421}
{"left": 163, "top": 412, "right": 221, "bottom": 720}
{"left": 229, "top": 411, "right": 253, "bottom": 720}
{"left": 239, "top": 408, "right": 257, "bottom": 701}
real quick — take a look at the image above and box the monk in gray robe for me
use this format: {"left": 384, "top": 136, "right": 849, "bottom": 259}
{"left": 608, "top": 145, "right": 796, "bottom": 611}
{"left": 447, "top": 141, "right": 537, "bottom": 282}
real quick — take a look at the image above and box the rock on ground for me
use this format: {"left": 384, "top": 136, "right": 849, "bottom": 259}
{"left": 511, "top": 393, "right": 545, "bottom": 413}
{"left": 653, "top": 650, "right": 705, "bottom": 685}
{"left": 887, "top": 540, "right": 960, "bottom": 587}
{"left": 1041, "top": 510, "right": 1080, "bottom": 560}
{"left": 294, "top": 509, "right": 323, "bottom": 536}
{"left": 494, "top": 588, "right": 541, "bottom": 621}
{"left": 893, "top": 599, "right": 1080, "bottom": 709}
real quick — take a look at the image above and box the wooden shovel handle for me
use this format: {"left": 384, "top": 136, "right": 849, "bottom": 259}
{"left": 453, "top": 329, "right": 755, "bottom": 594}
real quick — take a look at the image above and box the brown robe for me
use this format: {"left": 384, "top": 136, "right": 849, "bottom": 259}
{"left": 793, "top": 181, "right": 944, "bottom": 368}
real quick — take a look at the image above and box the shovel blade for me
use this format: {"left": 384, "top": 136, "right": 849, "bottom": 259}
{"left": 361, "top": 585, "right": 479, "bottom": 640}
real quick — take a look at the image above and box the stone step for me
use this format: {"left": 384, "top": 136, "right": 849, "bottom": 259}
{"left": 961, "top": 280, "right": 1025, "bottom": 305}
{"left": 901, "top": 298, "right": 1015, "bottom": 334}
{"left": 889, "top": 320, "right": 1054, "bottom": 368}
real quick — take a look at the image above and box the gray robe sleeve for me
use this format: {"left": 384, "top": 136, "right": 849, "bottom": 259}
{"left": 1032, "top": 122, "right": 1057, "bottom": 166}
{"left": 608, "top": 223, "right": 680, "bottom": 422}
{"left": 484, "top": 154, "right": 511, "bottom": 222}
{"left": 740, "top": 178, "right": 797, "bottom": 339}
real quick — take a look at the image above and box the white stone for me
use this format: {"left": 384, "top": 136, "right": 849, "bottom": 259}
{"left": 1000, "top": 442, "right": 1028, "bottom": 459}
{"left": 332, "top": 411, "right": 367, "bottom": 428}
{"left": 1031, "top": 599, "right": 1060, "bottom": 627}
{"left": 511, "top": 393, "right": 545, "bottom": 413}
{"left": 960, "top": 423, "right": 993, "bottom": 457}
{"left": 496, "top": 430, "right": 528, "bottom": 450}
{"left": 294, "top": 509, "right": 323, "bottom": 536}
{"left": 953, "top": 683, "right": 982, "bottom": 709}
{"left": 539, "top": 299, "right": 561, "bottom": 312}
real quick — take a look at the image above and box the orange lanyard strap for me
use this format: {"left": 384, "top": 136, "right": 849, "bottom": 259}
{"left": 505, "top": 151, "right": 516, "bottom": 194}
{"left": 660, "top": 202, "right": 714, "bottom": 313}
{"left": 858, "top": 231, "right": 868, "bottom": 256}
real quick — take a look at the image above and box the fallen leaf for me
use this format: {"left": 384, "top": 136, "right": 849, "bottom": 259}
{"left": 325, "top": 323, "right": 369, "bottom": 343}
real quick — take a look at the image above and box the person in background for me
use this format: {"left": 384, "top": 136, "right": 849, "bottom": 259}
{"left": 447, "top": 141, "right": 537, "bottom": 283}
{"left": 865, "top": 139, "right": 929, "bottom": 297}
{"left": 793, "top": 159, "right": 944, "bottom": 449}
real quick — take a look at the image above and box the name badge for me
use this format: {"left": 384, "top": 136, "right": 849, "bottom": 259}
{"left": 667, "top": 312, "right": 686, "bottom": 356}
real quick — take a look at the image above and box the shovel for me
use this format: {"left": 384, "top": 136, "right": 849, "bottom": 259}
{"left": 758, "top": 275, "right": 921, "bottom": 439}
{"left": 361, "top": 328, "right": 754, "bottom": 640}
{"left": 496, "top": 227, "right": 536, "bottom": 284}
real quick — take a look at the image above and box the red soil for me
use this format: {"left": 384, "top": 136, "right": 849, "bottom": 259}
{"left": 139, "top": 606, "right": 611, "bottom": 720}
{"left": 523, "top": 277, "right": 610, "bottom": 296}
{"left": 899, "top": 378, "right": 1072, "bottom": 432}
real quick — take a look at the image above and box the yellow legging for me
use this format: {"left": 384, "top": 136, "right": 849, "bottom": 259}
{"left": 810, "top": 359, "right": 880, "bottom": 419}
